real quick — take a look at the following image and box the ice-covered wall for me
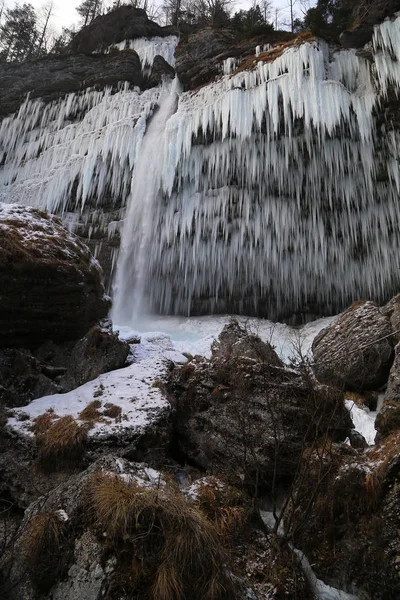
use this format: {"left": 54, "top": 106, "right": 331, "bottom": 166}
{"left": 1, "top": 21, "right": 400, "bottom": 320}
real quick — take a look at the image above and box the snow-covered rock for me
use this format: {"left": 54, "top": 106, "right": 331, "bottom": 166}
{"left": 0, "top": 204, "right": 110, "bottom": 349}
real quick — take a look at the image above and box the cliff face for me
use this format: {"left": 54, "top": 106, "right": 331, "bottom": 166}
{"left": 1, "top": 6, "right": 400, "bottom": 319}
{"left": 0, "top": 52, "right": 143, "bottom": 117}
{"left": 67, "top": 6, "right": 176, "bottom": 54}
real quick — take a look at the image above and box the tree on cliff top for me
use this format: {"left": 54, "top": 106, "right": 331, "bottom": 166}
{"left": 0, "top": 3, "right": 37, "bottom": 61}
{"left": 76, "top": 0, "right": 104, "bottom": 26}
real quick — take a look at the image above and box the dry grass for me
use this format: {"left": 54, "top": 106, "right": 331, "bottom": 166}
{"left": 19, "top": 512, "right": 69, "bottom": 591}
{"left": 36, "top": 415, "right": 88, "bottom": 472}
{"left": 31, "top": 408, "right": 59, "bottom": 436}
{"left": 103, "top": 404, "right": 122, "bottom": 419}
{"left": 196, "top": 480, "right": 248, "bottom": 539}
{"left": 83, "top": 472, "right": 238, "bottom": 600}
{"left": 79, "top": 399, "right": 102, "bottom": 422}
{"left": 235, "top": 31, "right": 315, "bottom": 73}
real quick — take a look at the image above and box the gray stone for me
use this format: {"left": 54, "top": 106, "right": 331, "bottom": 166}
{"left": 312, "top": 301, "right": 394, "bottom": 391}
{"left": 0, "top": 51, "right": 143, "bottom": 117}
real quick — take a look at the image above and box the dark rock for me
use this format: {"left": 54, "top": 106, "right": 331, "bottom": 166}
{"left": 340, "top": 26, "right": 374, "bottom": 49}
{"left": 0, "top": 51, "right": 143, "bottom": 117}
{"left": 348, "top": 429, "right": 368, "bottom": 450}
{"left": 0, "top": 205, "right": 110, "bottom": 349}
{"left": 211, "top": 319, "right": 284, "bottom": 367}
{"left": 376, "top": 340, "right": 400, "bottom": 439}
{"left": 382, "top": 292, "right": 400, "bottom": 341}
{"left": 147, "top": 54, "right": 176, "bottom": 88}
{"left": 67, "top": 6, "right": 175, "bottom": 55}
{"left": 312, "top": 301, "right": 394, "bottom": 391}
{"left": 36, "top": 326, "right": 130, "bottom": 392}
{"left": 168, "top": 324, "right": 351, "bottom": 486}
{"left": 175, "top": 27, "right": 294, "bottom": 90}
{"left": 0, "top": 328, "right": 129, "bottom": 408}
{"left": 0, "top": 349, "right": 62, "bottom": 407}
{"left": 286, "top": 439, "right": 400, "bottom": 599}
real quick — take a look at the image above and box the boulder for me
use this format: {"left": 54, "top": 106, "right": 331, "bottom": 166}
{"left": 35, "top": 325, "right": 130, "bottom": 394}
{"left": 210, "top": 319, "right": 283, "bottom": 367}
{"left": 0, "top": 327, "right": 129, "bottom": 408}
{"left": 67, "top": 6, "right": 175, "bottom": 54}
{"left": 376, "top": 340, "right": 400, "bottom": 439}
{"left": 382, "top": 292, "right": 400, "bottom": 341}
{"left": 312, "top": 301, "right": 394, "bottom": 391}
{"left": 147, "top": 54, "right": 176, "bottom": 88}
{"left": 0, "top": 51, "right": 143, "bottom": 117}
{"left": 168, "top": 323, "right": 351, "bottom": 486}
{"left": 0, "top": 204, "right": 110, "bottom": 349}
{"left": 285, "top": 437, "right": 400, "bottom": 599}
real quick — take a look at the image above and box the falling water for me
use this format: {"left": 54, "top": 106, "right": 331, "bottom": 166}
{"left": 112, "top": 77, "right": 180, "bottom": 325}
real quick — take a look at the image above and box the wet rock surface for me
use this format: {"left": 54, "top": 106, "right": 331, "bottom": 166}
{"left": 312, "top": 301, "right": 395, "bottom": 391}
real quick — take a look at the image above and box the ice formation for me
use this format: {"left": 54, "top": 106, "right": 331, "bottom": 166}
{"left": 106, "top": 36, "right": 177, "bottom": 70}
{"left": 1, "top": 19, "right": 400, "bottom": 320}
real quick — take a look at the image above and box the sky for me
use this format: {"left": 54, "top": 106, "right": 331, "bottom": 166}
{"left": 4, "top": 0, "right": 312, "bottom": 34}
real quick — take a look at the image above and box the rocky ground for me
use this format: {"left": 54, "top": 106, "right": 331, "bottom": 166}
{"left": 1, "top": 206, "right": 400, "bottom": 599}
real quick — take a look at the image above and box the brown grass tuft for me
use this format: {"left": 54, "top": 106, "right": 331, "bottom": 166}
{"left": 103, "top": 404, "right": 122, "bottom": 419}
{"left": 31, "top": 408, "right": 59, "bottom": 437}
{"left": 19, "top": 512, "right": 69, "bottom": 591}
{"left": 79, "top": 399, "right": 102, "bottom": 422}
{"left": 196, "top": 480, "right": 248, "bottom": 539}
{"left": 235, "top": 30, "right": 315, "bottom": 73}
{"left": 37, "top": 415, "right": 88, "bottom": 472}
{"left": 83, "top": 472, "right": 238, "bottom": 600}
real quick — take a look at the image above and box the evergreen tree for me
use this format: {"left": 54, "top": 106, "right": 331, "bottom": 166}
{"left": 76, "top": 0, "right": 104, "bottom": 27}
{"left": 0, "top": 3, "right": 38, "bottom": 62}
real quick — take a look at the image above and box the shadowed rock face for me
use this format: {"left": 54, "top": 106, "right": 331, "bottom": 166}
{"left": 0, "top": 205, "right": 110, "bottom": 349}
{"left": 67, "top": 6, "right": 176, "bottom": 55}
{"left": 0, "top": 51, "right": 143, "bottom": 117}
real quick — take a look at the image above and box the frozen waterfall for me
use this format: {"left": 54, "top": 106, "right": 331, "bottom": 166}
{"left": 1, "top": 19, "right": 400, "bottom": 320}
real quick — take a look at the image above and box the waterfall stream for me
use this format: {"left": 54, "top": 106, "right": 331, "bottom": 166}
{"left": 112, "top": 77, "right": 180, "bottom": 325}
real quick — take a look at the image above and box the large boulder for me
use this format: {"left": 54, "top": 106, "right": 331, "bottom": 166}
{"left": 312, "top": 301, "right": 394, "bottom": 391}
{"left": 0, "top": 325, "right": 130, "bottom": 408}
{"left": 376, "top": 340, "right": 400, "bottom": 439}
{"left": 0, "top": 204, "right": 110, "bottom": 349}
{"left": 168, "top": 322, "right": 351, "bottom": 486}
{"left": 285, "top": 436, "right": 400, "bottom": 599}
{"left": 0, "top": 51, "right": 143, "bottom": 117}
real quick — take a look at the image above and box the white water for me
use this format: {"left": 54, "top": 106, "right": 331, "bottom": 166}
{"left": 112, "top": 77, "right": 180, "bottom": 325}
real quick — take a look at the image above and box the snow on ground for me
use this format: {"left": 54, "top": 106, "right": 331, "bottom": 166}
{"left": 345, "top": 394, "right": 384, "bottom": 446}
{"left": 8, "top": 313, "right": 335, "bottom": 440}
{"left": 7, "top": 353, "right": 180, "bottom": 440}
{"left": 116, "top": 313, "right": 337, "bottom": 364}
